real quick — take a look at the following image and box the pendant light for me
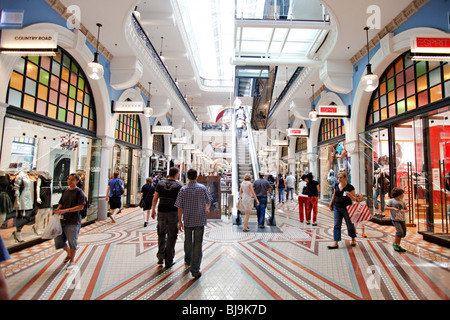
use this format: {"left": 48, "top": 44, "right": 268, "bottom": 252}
{"left": 361, "top": 26, "right": 379, "bottom": 92}
{"left": 87, "top": 23, "right": 104, "bottom": 80}
{"left": 309, "top": 84, "right": 318, "bottom": 121}
{"left": 133, "top": 6, "right": 141, "bottom": 21}
{"left": 144, "top": 82, "right": 153, "bottom": 117}
{"left": 159, "top": 36, "right": 165, "bottom": 62}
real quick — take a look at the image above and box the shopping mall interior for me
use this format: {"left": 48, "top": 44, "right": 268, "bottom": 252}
{"left": 0, "top": 0, "right": 449, "bottom": 305}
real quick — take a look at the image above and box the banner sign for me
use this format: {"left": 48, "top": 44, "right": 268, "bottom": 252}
{"left": 111, "top": 101, "right": 144, "bottom": 114}
{"left": 1, "top": 29, "right": 57, "bottom": 49}
{"left": 287, "top": 128, "right": 309, "bottom": 137}
{"left": 152, "top": 126, "right": 173, "bottom": 134}
{"left": 317, "top": 105, "right": 349, "bottom": 118}
{"left": 272, "top": 140, "right": 288, "bottom": 146}
{"left": 411, "top": 35, "right": 450, "bottom": 54}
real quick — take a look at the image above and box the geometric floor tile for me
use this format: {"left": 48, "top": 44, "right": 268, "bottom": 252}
{"left": 2, "top": 201, "right": 450, "bottom": 302}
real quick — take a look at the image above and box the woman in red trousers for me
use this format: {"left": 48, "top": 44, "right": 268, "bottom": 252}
{"left": 306, "top": 172, "right": 320, "bottom": 226}
{"left": 298, "top": 174, "right": 308, "bottom": 223}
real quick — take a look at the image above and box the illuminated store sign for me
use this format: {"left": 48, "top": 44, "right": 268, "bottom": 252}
{"left": 317, "top": 105, "right": 349, "bottom": 118}
{"left": 111, "top": 101, "right": 144, "bottom": 114}
{"left": 152, "top": 126, "right": 173, "bottom": 135}
{"left": 287, "top": 128, "right": 309, "bottom": 137}
{"left": 411, "top": 35, "right": 450, "bottom": 61}
{"left": 0, "top": 29, "right": 58, "bottom": 55}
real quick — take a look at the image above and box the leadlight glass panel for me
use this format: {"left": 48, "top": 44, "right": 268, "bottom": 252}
{"left": 7, "top": 47, "right": 96, "bottom": 133}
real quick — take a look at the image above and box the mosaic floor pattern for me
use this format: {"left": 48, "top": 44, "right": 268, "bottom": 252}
{"left": 2, "top": 200, "right": 449, "bottom": 301}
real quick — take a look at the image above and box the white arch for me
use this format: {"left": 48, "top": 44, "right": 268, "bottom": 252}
{"left": 116, "top": 88, "right": 152, "bottom": 151}
{"left": 308, "top": 90, "right": 346, "bottom": 152}
{"left": 0, "top": 23, "right": 112, "bottom": 139}
{"left": 349, "top": 27, "right": 448, "bottom": 142}
{"left": 348, "top": 27, "right": 448, "bottom": 191}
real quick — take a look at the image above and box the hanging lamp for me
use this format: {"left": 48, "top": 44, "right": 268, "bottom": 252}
{"left": 361, "top": 26, "right": 379, "bottom": 92}
{"left": 87, "top": 23, "right": 104, "bottom": 80}
{"left": 309, "top": 84, "right": 318, "bottom": 121}
{"left": 159, "top": 36, "right": 165, "bottom": 62}
{"left": 144, "top": 82, "right": 153, "bottom": 117}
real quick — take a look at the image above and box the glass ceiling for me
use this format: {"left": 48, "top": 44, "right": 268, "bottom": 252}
{"left": 176, "top": 0, "right": 235, "bottom": 87}
{"left": 175, "top": 0, "right": 329, "bottom": 88}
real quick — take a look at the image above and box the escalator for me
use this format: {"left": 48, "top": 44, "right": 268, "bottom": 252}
{"left": 232, "top": 106, "right": 275, "bottom": 226}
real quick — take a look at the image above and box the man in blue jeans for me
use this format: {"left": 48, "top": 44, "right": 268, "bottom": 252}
{"left": 253, "top": 172, "right": 272, "bottom": 228}
{"left": 175, "top": 169, "right": 213, "bottom": 278}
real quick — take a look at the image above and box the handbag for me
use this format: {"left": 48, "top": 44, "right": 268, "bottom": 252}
{"left": 302, "top": 185, "right": 308, "bottom": 195}
{"left": 237, "top": 198, "right": 246, "bottom": 211}
{"left": 346, "top": 201, "right": 371, "bottom": 224}
{"left": 139, "top": 199, "right": 146, "bottom": 208}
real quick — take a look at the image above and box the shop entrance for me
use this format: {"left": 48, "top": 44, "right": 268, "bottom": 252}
{"left": 360, "top": 105, "right": 450, "bottom": 245}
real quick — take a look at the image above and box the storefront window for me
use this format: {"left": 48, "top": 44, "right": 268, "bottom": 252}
{"left": 0, "top": 117, "right": 101, "bottom": 249}
{"left": 316, "top": 117, "right": 348, "bottom": 202}
{"left": 112, "top": 114, "right": 143, "bottom": 207}
{"left": 362, "top": 50, "right": 450, "bottom": 244}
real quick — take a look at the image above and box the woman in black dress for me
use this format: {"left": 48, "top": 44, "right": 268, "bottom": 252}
{"left": 141, "top": 177, "right": 155, "bottom": 227}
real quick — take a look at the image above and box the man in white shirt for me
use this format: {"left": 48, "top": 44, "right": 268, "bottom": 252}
{"left": 285, "top": 172, "right": 295, "bottom": 201}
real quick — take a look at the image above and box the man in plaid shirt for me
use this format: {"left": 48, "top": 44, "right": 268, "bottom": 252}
{"left": 175, "top": 169, "right": 213, "bottom": 278}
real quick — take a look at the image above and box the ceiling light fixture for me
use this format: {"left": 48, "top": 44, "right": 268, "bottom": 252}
{"left": 175, "top": 65, "right": 179, "bottom": 86}
{"left": 159, "top": 36, "right": 165, "bottom": 62}
{"left": 361, "top": 26, "right": 379, "bottom": 92}
{"left": 309, "top": 84, "right": 318, "bottom": 121}
{"left": 133, "top": 6, "right": 141, "bottom": 21}
{"left": 86, "top": 23, "right": 104, "bottom": 80}
{"left": 144, "top": 82, "right": 153, "bottom": 117}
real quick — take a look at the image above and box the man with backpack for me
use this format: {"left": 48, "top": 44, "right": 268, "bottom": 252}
{"left": 106, "top": 171, "right": 124, "bottom": 223}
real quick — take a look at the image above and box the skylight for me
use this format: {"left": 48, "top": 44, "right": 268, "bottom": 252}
{"left": 176, "top": 0, "right": 235, "bottom": 88}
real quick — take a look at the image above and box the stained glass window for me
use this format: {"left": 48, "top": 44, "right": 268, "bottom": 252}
{"left": 7, "top": 48, "right": 96, "bottom": 133}
{"left": 318, "top": 118, "right": 345, "bottom": 143}
{"left": 115, "top": 113, "right": 142, "bottom": 147}
{"left": 295, "top": 137, "right": 307, "bottom": 152}
{"left": 367, "top": 51, "right": 450, "bottom": 126}
{"left": 153, "top": 134, "right": 164, "bottom": 153}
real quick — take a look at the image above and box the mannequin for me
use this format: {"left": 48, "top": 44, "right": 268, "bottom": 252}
{"left": 0, "top": 170, "right": 12, "bottom": 225}
{"left": 327, "top": 169, "right": 337, "bottom": 199}
{"left": 34, "top": 171, "right": 52, "bottom": 235}
{"left": 12, "top": 162, "right": 34, "bottom": 242}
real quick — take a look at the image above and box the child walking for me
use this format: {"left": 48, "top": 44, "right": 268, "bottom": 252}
{"left": 385, "top": 187, "right": 407, "bottom": 252}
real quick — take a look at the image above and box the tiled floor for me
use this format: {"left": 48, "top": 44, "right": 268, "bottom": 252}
{"left": 2, "top": 199, "right": 449, "bottom": 300}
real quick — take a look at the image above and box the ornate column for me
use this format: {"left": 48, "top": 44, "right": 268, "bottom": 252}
{"left": 307, "top": 151, "right": 318, "bottom": 176}
{"left": 142, "top": 147, "right": 152, "bottom": 179}
{"left": 346, "top": 139, "right": 359, "bottom": 191}
{"left": 0, "top": 102, "right": 8, "bottom": 156}
{"left": 97, "top": 135, "right": 115, "bottom": 221}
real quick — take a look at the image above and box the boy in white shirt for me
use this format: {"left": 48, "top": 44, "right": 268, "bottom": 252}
{"left": 385, "top": 187, "right": 408, "bottom": 252}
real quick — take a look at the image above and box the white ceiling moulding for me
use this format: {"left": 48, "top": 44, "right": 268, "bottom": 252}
{"left": 110, "top": 56, "right": 144, "bottom": 90}
{"left": 319, "top": 59, "right": 353, "bottom": 94}
{"left": 125, "top": 15, "right": 198, "bottom": 125}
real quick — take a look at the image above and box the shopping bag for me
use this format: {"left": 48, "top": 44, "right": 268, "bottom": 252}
{"left": 347, "top": 201, "right": 371, "bottom": 224}
{"left": 41, "top": 215, "right": 62, "bottom": 239}
{"left": 237, "top": 198, "right": 246, "bottom": 211}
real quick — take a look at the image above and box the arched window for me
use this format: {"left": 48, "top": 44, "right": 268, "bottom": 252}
{"left": 367, "top": 51, "right": 450, "bottom": 125}
{"left": 295, "top": 137, "right": 307, "bottom": 152}
{"left": 7, "top": 48, "right": 96, "bottom": 133}
{"left": 153, "top": 134, "right": 164, "bottom": 153}
{"left": 318, "top": 118, "right": 345, "bottom": 143}
{"left": 115, "top": 114, "right": 142, "bottom": 146}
